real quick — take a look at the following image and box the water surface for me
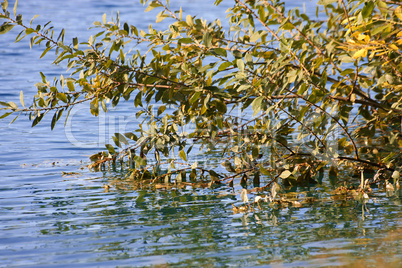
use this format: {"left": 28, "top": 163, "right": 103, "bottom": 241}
{"left": 0, "top": 1, "right": 401, "bottom": 267}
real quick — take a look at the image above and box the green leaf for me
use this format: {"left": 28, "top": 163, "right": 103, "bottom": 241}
{"left": 371, "top": 23, "right": 391, "bottom": 36}
{"left": 253, "top": 171, "right": 260, "bottom": 186}
{"left": 119, "top": 49, "right": 125, "bottom": 64}
{"left": 218, "top": 61, "right": 231, "bottom": 71}
{"left": 209, "top": 170, "right": 220, "bottom": 181}
{"left": 39, "top": 46, "right": 52, "bottom": 58}
{"left": 178, "top": 38, "right": 193, "bottom": 44}
{"left": 259, "top": 164, "right": 271, "bottom": 176}
{"left": 25, "top": 28, "right": 35, "bottom": 35}
{"left": 0, "top": 101, "right": 10, "bottom": 107}
{"left": 90, "top": 98, "right": 99, "bottom": 116}
{"left": 245, "top": 53, "right": 253, "bottom": 65}
{"left": 29, "top": 14, "right": 39, "bottom": 25}
{"left": 57, "top": 29, "right": 65, "bottom": 42}
{"left": 56, "top": 108, "right": 63, "bottom": 121}
{"left": 112, "top": 136, "right": 121, "bottom": 148}
{"left": 214, "top": 47, "right": 227, "bottom": 57}
{"left": 157, "top": 105, "right": 166, "bottom": 116}
{"left": 57, "top": 41, "right": 71, "bottom": 52}
{"left": 101, "top": 100, "right": 107, "bottom": 112}
{"left": 215, "top": 117, "right": 223, "bottom": 129}
{"left": 134, "top": 155, "right": 147, "bottom": 166}
{"left": 124, "top": 132, "right": 137, "bottom": 141}
{"left": 179, "top": 150, "right": 187, "bottom": 161}
{"left": 236, "top": 59, "right": 245, "bottom": 72}
{"left": 131, "top": 25, "right": 138, "bottom": 36}
{"left": 251, "top": 96, "right": 263, "bottom": 116}
{"left": 0, "top": 22, "right": 14, "bottom": 34}
{"left": 1, "top": 0, "right": 8, "bottom": 11}
{"left": 10, "top": 113, "right": 19, "bottom": 124}
{"left": 39, "top": 71, "right": 46, "bottom": 83}
{"left": 233, "top": 50, "right": 242, "bottom": 59}
{"left": 105, "top": 144, "right": 116, "bottom": 154}
{"left": 57, "top": 92, "right": 68, "bottom": 103}
{"left": 250, "top": 31, "right": 261, "bottom": 42}
{"left": 115, "top": 132, "right": 130, "bottom": 146}
{"left": 51, "top": 110, "right": 58, "bottom": 130}
{"left": 32, "top": 113, "right": 43, "bottom": 127}
{"left": 190, "top": 91, "right": 202, "bottom": 104}
{"left": 0, "top": 112, "right": 12, "bottom": 119}
{"left": 134, "top": 92, "right": 142, "bottom": 107}
{"left": 73, "top": 37, "right": 78, "bottom": 49}
{"left": 340, "top": 55, "right": 354, "bottom": 63}
{"left": 377, "top": 1, "right": 388, "bottom": 16}
{"left": 317, "top": 0, "right": 337, "bottom": 5}
{"left": 361, "top": 2, "right": 374, "bottom": 19}
{"left": 66, "top": 81, "right": 75, "bottom": 92}
{"left": 203, "top": 32, "right": 212, "bottom": 47}
{"left": 215, "top": 99, "right": 227, "bottom": 113}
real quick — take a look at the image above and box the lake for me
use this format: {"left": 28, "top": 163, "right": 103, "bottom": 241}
{"left": 0, "top": 0, "right": 401, "bottom": 267}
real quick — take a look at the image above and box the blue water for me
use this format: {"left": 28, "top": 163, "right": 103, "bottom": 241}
{"left": 0, "top": 1, "right": 401, "bottom": 267}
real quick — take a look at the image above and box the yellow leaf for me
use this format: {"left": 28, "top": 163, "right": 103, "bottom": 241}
{"left": 395, "top": 6, "right": 402, "bottom": 21}
{"left": 357, "top": 34, "right": 367, "bottom": 41}
{"left": 279, "top": 170, "right": 292, "bottom": 179}
{"left": 206, "top": 76, "right": 212, "bottom": 86}
{"left": 156, "top": 14, "right": 167, "bottom": 23}
{"left": 397, "top": 31, "right": 402, "bottom": 37}
{"left": 364, "top": 35, "right": 370, "bottom": 42}
{"left": 350, "top": 93, "right": 356, "bottom": 103}
{"left": 389, "top": 44, "right": 399, "bottom": 51}
{"left": 353, "top": 48, "right": 368, "bottom": 59}
{"left": 179, "top": 150, "right": 187, "bottom": 162}
{"left": 186, "top": 15, "right": 193, "bottom": 26}
{"left": 355, "top": 34, "right": 370, "bottom": 43}
{"left": 19, "top": 90, "right": 25, "bottom": 108}
{"left": 396, "top": 39, "right": 402, "bottom": 45}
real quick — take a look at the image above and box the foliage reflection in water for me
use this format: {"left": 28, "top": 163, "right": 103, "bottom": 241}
{"left": 0, "top": 164, "right": 401, "bottom": 266}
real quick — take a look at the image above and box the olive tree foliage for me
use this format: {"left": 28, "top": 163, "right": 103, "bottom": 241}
{"left": 0, "top": 0, "right": 401, "bottom": 188}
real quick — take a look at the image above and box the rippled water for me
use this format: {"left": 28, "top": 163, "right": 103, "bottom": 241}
{"left": 0, "top": 1, "right": 401, "bottom": 267}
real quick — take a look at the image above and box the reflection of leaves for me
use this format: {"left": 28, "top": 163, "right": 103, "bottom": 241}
{"left": 61, "top": 171, "right": 81, "bottom": 178}
{"left": 271, "top": 182, "right": 280, "bottom": 199}
{"left": 386, "top": 180, "right": 395, "bottom": 192}
{"left": 241, "top": 189, "right": 249, "bottom": 203}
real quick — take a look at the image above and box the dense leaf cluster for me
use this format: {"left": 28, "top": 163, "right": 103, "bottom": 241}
{"left": 1, "top": 0, "right": 401, "bottom": 190}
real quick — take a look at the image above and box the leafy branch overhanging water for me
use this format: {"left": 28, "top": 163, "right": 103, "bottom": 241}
{"left": 0, "top": 0, "right": 401, "bottom": 202}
